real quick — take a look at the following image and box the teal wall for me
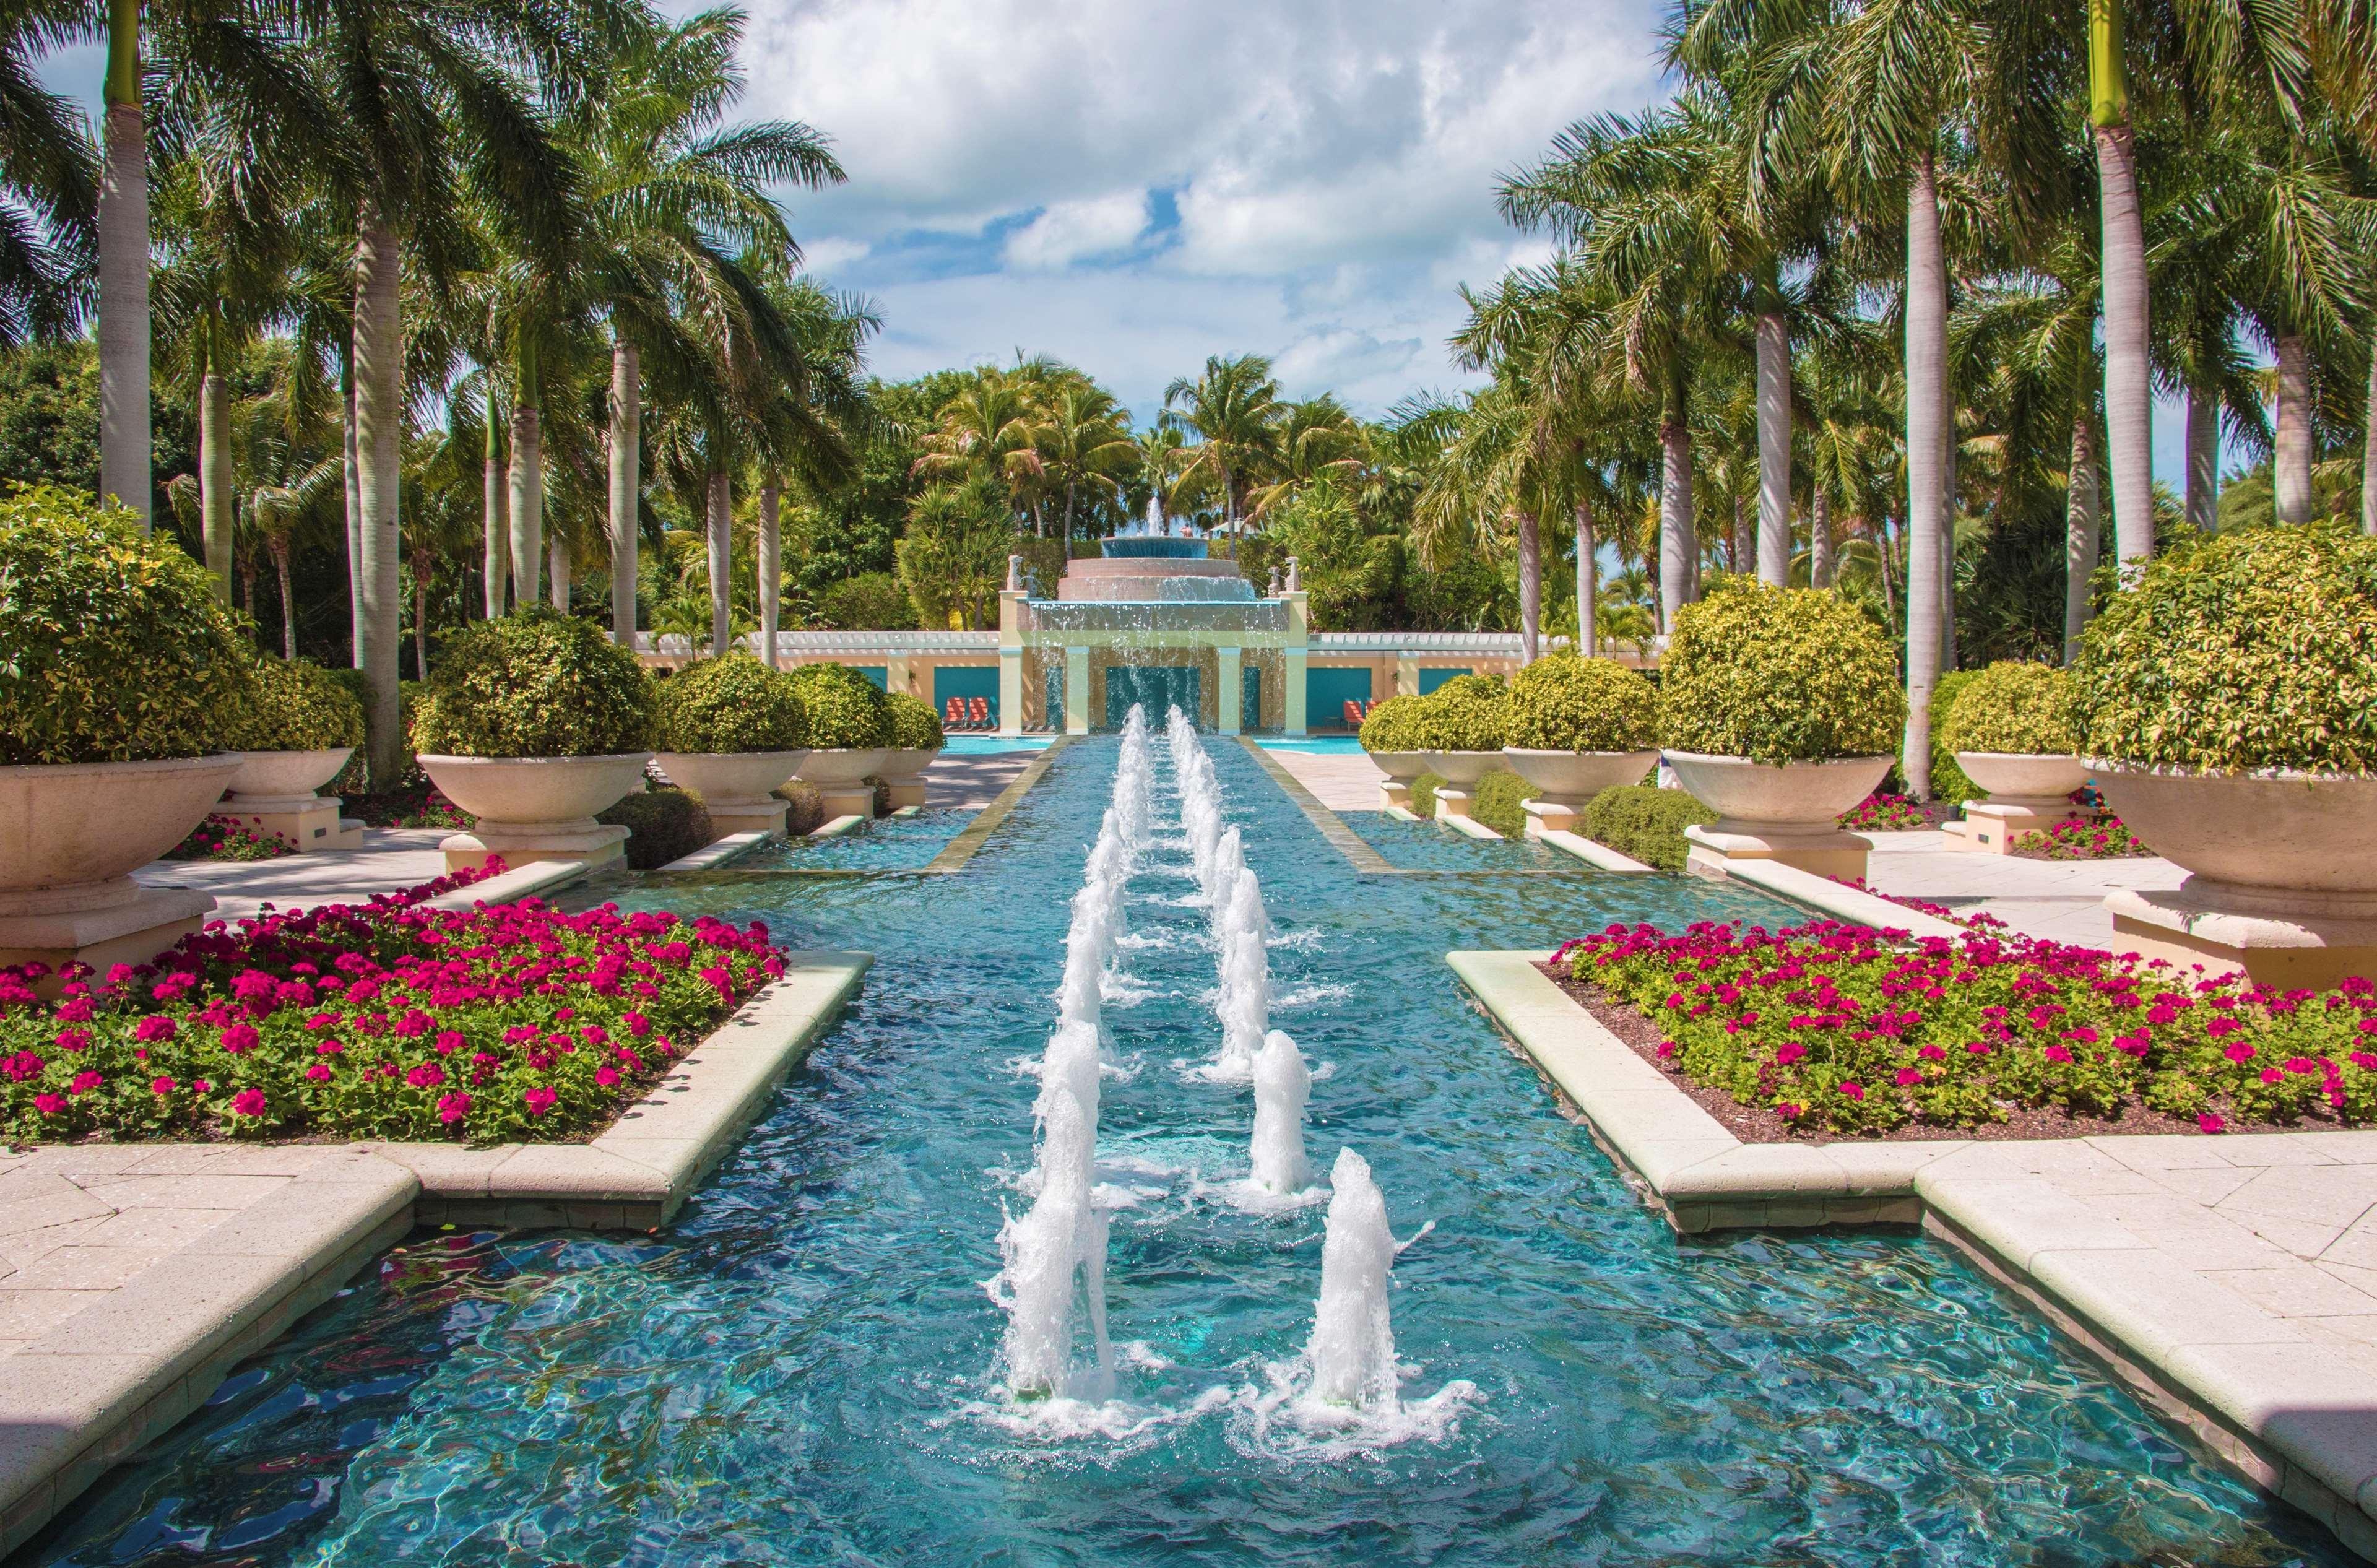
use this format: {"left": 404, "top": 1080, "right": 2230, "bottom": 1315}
{"left": 850, "top": 665, "right": 888, "bottom": 691}
{"left": 933, "top": 665, "right": 999, "bottom": 725}
{"left": 1107, "top": 665, "right": 1199, "bottom": 730}
{"left": 1306, "top": 667, "right": 1373, "bottom": 729}
{"left": 1242, "top": 665, "right": 1263, "bottom": 730}
{"left": 1418, "top": 666, "right": 1473, "bottom": 695}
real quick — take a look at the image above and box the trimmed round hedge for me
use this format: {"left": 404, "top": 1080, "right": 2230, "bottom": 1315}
{"left": 2072, "top": 524, "right": 2377, "bottom": 774}
{"left": 1357, "top": 694, "right": 1427, "bottom": 752}
{"left": 1658, "top": 584, "right": 1905, "bottom": 764}
{"left": 235, "top": 658, "right": 366, "bottom": 753}
{"left": 1505, "top": 653, "right": 1658, "bottom": 751}
{"left": 654, "top": 652, "right": 807, "bottom": 753}
{"left": 786, "top": 662, "right": 891, "bottom": 748}
{"left": 1939, "top": 661, "right": 2076, "bottom": 756}
{"left": 883, "top": 690, "right": 945, "bottom": 750}
{"left": 410, "top": 609, "right": 656, "bottom": 758}
{"left": 1405, "top": 674, "right": 1509, "bottom": 752}
{"left": 0, "top": 485, "right": 259, "bottom": 765}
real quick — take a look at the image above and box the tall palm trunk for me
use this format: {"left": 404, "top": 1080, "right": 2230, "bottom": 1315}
{"left": 1871, "top": 515, "right": 1899, "bottom": 630}
{"left": 353, "top": 217, "right": 405, "bottom": 784}
{"left": 1811, "top": 488, "right": 1834, "bottom": 588}
{"left": 758, "top": 475, "right": 781, "bottom": 669}
{"left": 547, "top": 534, "right": 569, "bottom": 610}
{"left": 2364, "top": 347, "right": 2377, "bottom": 537}
{"left": 1657, "top": 387, "right": 1694, "bottom": 635}
{"left": 413, "top": 569, "right": 429, "bottom": 682}
{"left": 198, "top": 360, "right": 231, "bottom": 601}
{"left": 2091, "top": 2, "right": 2154, "bottom": 570}
{"left": 1902, "top": 152, "right": 1949, "bottom": 799}
{"left": 707, "top": 470, "right": 732, "bottom": 657}
{"left": 2065, "top": 409, "right": 2102, "bottom": 662}
{"left": 342, "top": 352, "right": 362, "bottom": 664}
{"left": 273, "top": 542, "right": 297, "bottom": 659}
{"left": 509, "top": 358, "right": 543, "bottom": 607}
{"left": 1574, "top": 499, "right": 1596, "bottom": 657}
{"left": 2274, "top": 334, "right": 2314, "bottom": 524}
{"left": 1756, "top": 310, "right": 1792, "bottom": 583}
{"left": 609, "top": 336, "right": 640, "bottom": 644}
{"left": 97, "top": 0, "right": 149, "bottom": 529}
{"left": 1515, "top": 508, "right": 1541, "bottom": 664}
{"left": 2185, "top": 386, "right": 2219, "bottom": 531}
{"left": 482, "top": 392, "right": 508, "bottom": 617}
{"left": 1062, "top": 480, "right": 1077, "bottom": 551}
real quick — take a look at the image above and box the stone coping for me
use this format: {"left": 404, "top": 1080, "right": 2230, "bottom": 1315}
{"left": 1383, "top": 805, "right": 1422, "bottom": 824}
{"left": 1452, "top": 948, "right": 2377, "bottom": 1562}
{"left": 1537, "top": 830, "right": 1652, "bottom": 873}
{"left": 1718, "top": 859, "right": 1967, "bottom": 939}
{"left": 810, "top": 814, "right": 867, "bottom": 839}
{"left": 1236, "top": 738, "right": 1395, "bottom": 873}
{"left": 419, "top": 857, "right": 595, "bottom": 911}
{"left": 922, "top": 735, "right": 1075, "bottom": 873}
{"left": 660, "top": 831, "right": 772, "bottom": 873}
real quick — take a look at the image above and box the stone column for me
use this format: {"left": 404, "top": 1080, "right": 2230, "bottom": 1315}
{"left": 998, "top": 589, "right": 1026, "bottom": 735}
{"left": 1395, "top": 651, "right": 1419, "bottom": 697}
{"left": 1065, "top": 644, "right": 1091, "bottom": 735}
{"left": 1216, "top": 645, "right": 1243, "bottom": 735}
{"left": 1283, "top": 590, "right": 1309, "bottom": 735}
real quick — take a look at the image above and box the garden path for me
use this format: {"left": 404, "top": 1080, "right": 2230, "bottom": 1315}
{"left": 1259, "top": 747, "right": 1382, "bottom": 811}
{"left": 133, "top": 828, "right": 451, "bottom": 925}
{"left": 1861, "top": 828, "right": 2188, "bottom": 948}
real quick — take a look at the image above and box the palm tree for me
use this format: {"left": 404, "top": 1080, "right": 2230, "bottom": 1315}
{"left": 1029, "top": 381, "right": 1138, "bottom": 549}
{"left": 1161, "top": 353, "right": 1284, "bottom": 547}
{"left": 1245, "top": 396, "right": 1366, "bottom": 527}
{"left": 0, "top": 6, "right": 94, "bottom": 352}
{"left": 914, "top": 365, "right": 1039, "bottom": 527}
{"left": 2088, "top": 0, "right": 2157, "bottom": 571}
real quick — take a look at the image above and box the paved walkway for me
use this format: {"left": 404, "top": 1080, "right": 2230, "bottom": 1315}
{"left": 1260, "top": 747, "right": 1381, "bottom": 812}
{"left": 1861, "top": 828, "right": 2186, "bottom": 949}
{"left": 925, "top": 750, "right": 1033, "bottom": 810}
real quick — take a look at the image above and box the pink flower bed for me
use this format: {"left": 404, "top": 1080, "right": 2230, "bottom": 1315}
{"left": 0, "top": 866, "right": 786, "bottom": 1144}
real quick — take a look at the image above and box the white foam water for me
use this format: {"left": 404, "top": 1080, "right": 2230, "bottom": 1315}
{"left": 1247, "top": 1030, "right": 1314, "bottom": 1196}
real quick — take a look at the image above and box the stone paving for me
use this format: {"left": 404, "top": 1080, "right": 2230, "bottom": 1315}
{"left": 1259, "top": 747, "right": 1381, "bottom": 812}
{"left": 134, "top": 826, "right": 451, "bottom": 925}
{"left": 1861, "top": 826, "right": 2188, "bottom": 948}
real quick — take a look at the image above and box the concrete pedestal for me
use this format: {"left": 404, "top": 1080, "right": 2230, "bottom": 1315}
{"left": 0, "top": 881, "right": 215, "bottom": 990}
{"left": 222, "top": 794, "right": 365, "bottom": 854}
{"left": 1379, "top": 780, "right": 1413, "bottom": 812}
{"left": 815, "top": 784, "right": 877, "bottom": 821}
{"left": 2106, "top": 883, "right": 2377, "bottom": 990}
{"left": 703, "top": 797, "right": 790, "bottom": 838}
{"left": 1519, "top": 797, "right": 1588, "bottom": 839}
{"left": 1434, "top": 789, "right": 1475, "bottom": 821}
{"left": 1684, "top": 821, "right": 1873, "bottom": 883}
{"left": 439, "top": 819, "right": 630, "bottom": 874}
{"left": 1941, "top": 796, "right": 2071, "bottom": 855}
{"left": 881, "top": 778, "right": 930, "bottom": 811}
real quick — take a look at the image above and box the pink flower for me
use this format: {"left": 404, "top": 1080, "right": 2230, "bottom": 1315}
{"left": 1775, "top": 1042, "right": 1807, "bottom": 1067}
{"left": 133, "top": 1016, "right": 176, "bottom": 1042}
{"left": 1775, "top": 1102, "right": 1803, "bottom": 1120}
{"left": 435, "top": 1030, "right": 464, "bottom": 1056}
{"left": 2, "top": 1051, "right": 45, "bottom": 1082}
{"left": 51, "top": 1028, "right": 91, "bottom": 1053}
{"left": 68, "top": 1070, "right": 101, "bottom": 1095}
{"left": 437, "top": 1091, "right": 472, "bottom": 1125}
{"left": 2199, "top": 1112, "right": 2226, "bottom": 1134}
{"left": 594, "top": 1066, "right": 620, "bottom": 1087}
{"left": 1655, "top": 1040, "right": 1677, "bottom": 1060}
{"left": 230, "top": 1088, "right": 267, "bottom": 1117}
{"left": 2044, "top": 1044, "right": 2074, "bottom": 1064}
{"left": 2222, "top": 1042, "right": 2256, "bottom": 1063}
{"left": 523, "top": 1086, "right": 557, "bottom": 1117}
{"left": 405, "top": 1062, "right": 446, "bottom": 1089}
{"left": 1917, "top": 1044, "right": 1946, "bottom": 1062}
{"left": 219, "top": 1023, "right": 261, "bottom": 1055}
{"left": 1838, "top": 1081, "right": 1865, "bottom": 1102}
{"left": 305, "top": 1063, "right": 334, "bottom": 1081}
{"left": 150, "top": 1076, "right": 175, "bottom": 1094}
{"left": 623, "top": 1010, "right": 652, "bottom": 1038}
{"left": 1895, "top": 1068, "right": 1923, "bottom": 1087}
{"left": 32, "top": 1093, "right": 66, "bottom": 1116}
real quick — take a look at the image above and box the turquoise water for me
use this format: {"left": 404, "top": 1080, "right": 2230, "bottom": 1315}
{"left": 730, "top": 811, "right": 972, "bottom": 873}
{"left": 19, "top": 737, "right": 2352, "bottom": 1566}
{"left": 1254, "top": 735, "right": 1366, "bottom": 755}
{"left": 1349, "top": 810, "right": 1578, "bottom": 873}
{"left": 942, "top": 734, "right": 1052, "bottom": 755}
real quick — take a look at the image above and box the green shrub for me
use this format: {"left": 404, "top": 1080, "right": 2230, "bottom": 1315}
{"left": 1403, "top": 675, "right": 1508, "bottom": 752}
{"left": 653, "top": 652, "right": 806, "bottom": 753}
{"left": 1940, "top": 660, "right": 2077, "bottom": 756}
{"left": 1658, "top": 583, "right": 1905, "bottom": 763}
{"left": 1357, "top": 694, "right": 1428, "bottom": 751}
{"left": 786, "top": 662, "right": 891, "bottom": 748}
{"left": 1927, "top": 670, "right": 1981, "bottom": 805}
{"left": 411, "top": 610, "right": 655, "bottom": 758}
{"left": 883, "top": 689, "right": 945, "bottom": 749}
{"left": 1408, "top": 771, "right": 1444, "bottom": 818}
{"left": 2072, "top": 523, "right": 2377, "bottom": 773}
{"left": 0, "top": 485, "right": 258, "bottom": 764}
{"left": 815, "top": 571, "right": 917, "bottom": 631}
{"left": 1584, "top": 784, "right": 1719, "bottom": 871}
{"left": 1505, "top": 654, "right": 1658, "bottom": 751}
{"left": 1473, "top": 768, "right": 1541, "bottom": 838}
{"left": 597, "top": 785, "right": 714, "bottom": 870}
{"left": 235, "top": 658, "right": 366, "bottom": 752}
{"left": 329, "top": 676, "right": 423, "bottom": 794}
{"left": 774, "top": 778, "right": 827, "bottom": 836}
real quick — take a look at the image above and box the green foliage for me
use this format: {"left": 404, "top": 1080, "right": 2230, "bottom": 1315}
{"left": 2072, "top": 524, "right": 2377, "bottom": 773}
{"left": 410, "top": 609, "right": 656, "bottom": 758}
{"left": 1505, "top": 653, "right": 1658, "bottom": 751}
{"left": 897, "top": 477, "right": 1011, "bottom": 630}
{"left": 1940, "top": 661, "right": 2078, "bottom": 756}
{"left": 0, "top": 485, "right": 259, "bottom": 765}
{"left": 235, "top": 658, "right": 367, "bottom": 753}
{"left": 598, "top": 786, "right": 715, "bottom": 870}
{"left": 653, "top": 652, "right": 807, "bottom": 753}
{"left": 1408, "top": 771, "right": 1443, "bottom": 818}
{"left": 773, "top": 778, "right": 827, "bottom": 836}
{"left": 1357, "top": 693, "right": 1428, "bottom": 752}
{"left": 1658, "top": 584, "right": 1906, "bottom": 763}
{"left": 815, "top": 571, "right": 917, "bottom": 631}
{"left": 1584, "top": 784, "right": 1719, "bottom": 871}
{"left": 1473, "top": 769, "right": 1541, "bottom": 838}
{"left": 0, "top": 344, "right": 196, "bottom": 529}
{"left": 883, "top": 690, "right": 945, "bottom": 749}
{"left": 1401, "top": 674, "right": 1509, "bottom": 752}
{"left": 1927, "top": 670, "right": 1981, "bottom": 806}
{"left": 786, "top": 662, "right": 891, "bottom": 748}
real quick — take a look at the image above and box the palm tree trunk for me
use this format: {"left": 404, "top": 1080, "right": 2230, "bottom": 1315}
{"left": 274, "top": 543, "right": 297, "bottom": 660}
{"left": 342, "top": 351, "right": 362, "bottom": 664}
{"left": 707, "top": 470, "right": 732, "bottom": 657}
{"left": 1657, "top": 397, "right": 1694, "bottom": 636}
{"left": 1756, "top": 310, "right": 1791, "bottom": 584}
{"left": 508, "top": 402, "right": 543, "bottom": 606}
{"left": 758, "top": 475, "right": 781, "bottom": 669}
{"left": 198, "top": 362, "right": 231, "bottom": 602}
{"left": 2065, "top": 409, "right": 2102, "bottom": 662}
{"left": 2185, "top": 386, "right": 2219, "bottom": 531}
{"left": 2364, "top": 347, "right": 2377, "bottom": 537}
{"left": 1903, "top": 153, "right": 1949, "bottom": 798}
{"left": 2095, "top": 119, "right": 2155, "bottom": 569}
{"left": 547, "top": 533, "right": 568, "bottom": 611}
{"left": 97, "top": 0, "right": 149, "bottom": 529}
{"left": 353, "top": 217, "right": 405, "bottom": 785}
{"left": 1574, "top": 499, "right": 1596, "bottom": 657}
{"left": 1730, "top": 495, "right": 1749, "bottom": 574}
{"left": 413, "top": 571, "right": 428, "bottom": 681}
{"left": 1811, "top": 488, "right": 1834, "bottom": 587}
{"left": 609, "top": 336, "right": 640, "bottom": 644}
{"left": 2274, "top": 334, "right": 2314, "bottom": 524}
{"left": 1062, "top": 480, "right": 1076, "bottom": 552}
{"left": 1515, "top": 508, "right": 1541, "bottom": 664}
{"left": 482, "top": 394, "right": 508, "bottom": 617}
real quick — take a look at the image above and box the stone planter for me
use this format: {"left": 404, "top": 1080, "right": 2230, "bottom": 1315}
{"left": 792, "top": 747, "right": 890, "bottom": 823}
{"left": 1364, "top": 748, "right": 1431, "bottom": 811}
{"left": 1502, "top": 747, "right": 1660, "bottom": 838}
{"left": 876, "top": 745, "right": 942, "bottom": 812}
{"left": 2089, "top": 763, "right": 2377, "bottom": 988}
{"left": 1940, "top": 752, "right": 2089, "bottom": 856}
{"left": 652, "top": 750, "right": 807, "bottom": 838}
{"left": 1420, "top": 750, "right": 1504, "bottom": 823}
{"left": 415, "top": 752, "right": 652, "bottom": 873}
{"left": 0, "top": 753, "right": 245, "bottom": 981}
{"left": 221, "top": 747, "right": 363, "bottom": 853}
{"left": 1663, "top": 750, "right": 1895, "bottom": 880}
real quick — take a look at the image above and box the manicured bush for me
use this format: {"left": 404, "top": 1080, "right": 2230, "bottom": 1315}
{"left": 0, "top": 869, "right": 784, "bottom": 1143}
{"left": 411, "top": 609, "right": 655, "bottom": 758}
{"left": 883, "top": 689, "right": 945, "bottom": 750}
{"left": 815, "top": 571, "right": 917, "bottom": 631}
{"left": 0, "top": 484, "right": 258, "bottom": 765}
{"left": 598, "top": 785, "right": 714, "bottom": 869}
{"left": 1583, "top": 784, "right": 1718, "bottom": 871}
{"left": 1357, "top": 694, "right": 1427, "bottom": 752}
{"left": 2072, "top": 522, "right": 2377, "bottom": 773}
{"left": 652, "top": 652, "right": 806, "bottom": 753}
{"left": 774, "top": 779, "right": 827, "bottom": 836}
{"left": 1473, "top": 769, "right": 1541, "bottom": 838}
{"left": 1658, "top": 583, "right": 1905, "bottom": 763}
{"left": 1403, "top": 674, "right": 1507, "bottom": 752}
{"left": 1408, "top": 771, "right": 1444, "bottom": 818}
{"left": 1926, "top": 670, "right": 1981, "bottom": 805}
{"left": 1504, "top": 654, "right": 1658, "bottom": 752}
{"left": 786, "top": 662, "right": 891, "bottom": 748}
{"left": 235, "top": 657, "right": 367, "bottom": 753}
{"left": 1939, "top": 661, "right": 2077, "bottom": 756}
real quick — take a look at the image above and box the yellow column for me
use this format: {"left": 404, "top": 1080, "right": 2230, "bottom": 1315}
{"left": 997, "top": 590, "right": 1025, "bottom": 735}
{"left": 1065, "top": 644, "right": 1091, "bottom": 734}
{"left": 884, "top": 654, "right": 913, "bottom": 696}
{"left": 1395, "top": 652, "right": 1419, "bottom": 696}
{"left": 1284, "top": 648, "right": 1307, "bottom": 735}
{"left": 1216, "top": 645, "right": 1242, "bottom": 734}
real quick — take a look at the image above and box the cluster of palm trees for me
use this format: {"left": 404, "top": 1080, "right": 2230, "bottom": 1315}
{"left": 0, "top": 0, "right": 870, "bottom": 784}
{"left": 1445, "top": 0, "right": 2377, "bottom": 795}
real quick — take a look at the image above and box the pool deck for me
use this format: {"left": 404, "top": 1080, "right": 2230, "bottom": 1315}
{"left": 1455, "top": 950, "right": 2377, "bottom": 1563}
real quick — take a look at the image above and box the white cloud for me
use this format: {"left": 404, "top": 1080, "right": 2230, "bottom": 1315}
{"left": 1002, "top": 192, "right": 1153, "bottom": 271}
{"left": 795, "top": 235, "right": 874, "bottom": 274}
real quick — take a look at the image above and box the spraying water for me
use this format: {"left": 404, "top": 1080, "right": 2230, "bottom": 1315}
{"left": 1210, "top": 869, "right": 1269, "bottom": 1080}
{"left": 1247, "top": 1029, "right": 1313, "bottom": 1194}
{"left": 997, "top": 1091, "right": 1113, "bottom": 1401}
{"left": 1305, "top": 1148, "right": 1401, "bottom": 1408}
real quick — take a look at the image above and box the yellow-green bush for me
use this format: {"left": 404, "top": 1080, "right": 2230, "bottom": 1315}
{"left": 1473, "top": 769, "right": 1542, "bottom": 837}
{"left": 1658, "top": 584, "right": 1905, "bottom": 763}
{"left": 1357, "top": 694, "right": 1427, "bottom": 751}
{"left": 598, "top": 785, "right": 714, "bottom": 868}
{"left": 1939, "top": 661, "right": 2077, "bottom": 756}
{"left": 412, "top": 610, "right": 655, "bottom": 758}
{"left": 883, "top": 690, "right": 945, "bottom": 749}
{"left": 1505, "top": 654, "right": 1658, "bottom": 751}
{"left": 786, "top": 663, "right": 891, "bottom": 748}
{"left": 1402, "top": 675, "right": 1508, "bottom": 752}
{"left": 654, "top": 652, "right": 805, "bottom": 753}
{"left": 236, "top": 657, "right": 366, "bottom": 752}
{"left": 1585, "top": 784, "right": 1720, "bottom": 871}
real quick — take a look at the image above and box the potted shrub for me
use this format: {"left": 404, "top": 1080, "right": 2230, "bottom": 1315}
{"left": 1658, "top": 583, "right": 1904, "bottom": 877}
{"left": 1936, "top": 661, "right": 2085, "bottom": 854}
{"left": 650, "top": 652, "right": 808, "bottom": 837}
{"left": 0, "top": 487, "right": 255, "bottom": 976}
{"left": 411, "top": 609, "right": 657, "bottom": 871}
{"left": 222, "top": 657, "right": 369, "bottom": 851}
{"left": 877, "top": 690, "right": 946, "bottom": 810}
{"left": 1357, "top": 695, "right": 1432, "bottom": 807}
{"left": 786, "top": 663, "right": 891, "bottom": 819}
{"left": 1502, "top": 653, "right": 1661, "bottom": 835}
{"left": 2072, "top": 524, "right": 2377, "bottom": 984}
{"left": 1409, "top": 675, "right": 1509, "bottom": 820}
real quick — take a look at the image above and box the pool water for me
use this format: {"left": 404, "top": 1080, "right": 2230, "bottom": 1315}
{"left": 19, "top": 737, "right": 2352, "bottom": 1566}
{"left": 729, "top": 810, "right": 972, "bottom": 873}
{"left": 1348, "top": 809, "right": 1578, "bottom": 873}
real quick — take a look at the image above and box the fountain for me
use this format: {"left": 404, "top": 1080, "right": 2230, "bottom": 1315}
{"left": 1305, "top": 1148, "right": 1402, "bottom": 1410}
{"left": 1210, "top": 869, "right": 1269, "bottom": 1080}
{"left": 997, "top": 1091, "right": 1112, "bottom": 1401}
{"left": 1247, "top": 1029, "right": 1314, "bottom": 1195}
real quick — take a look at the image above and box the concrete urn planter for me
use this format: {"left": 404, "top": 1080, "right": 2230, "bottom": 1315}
{"left": 1954, "top": 752, "right": 2089, "bottom": 805}
{"left": 876, "top": 746, "right": 942, "bottom": 811}
{"left": 1662, "top": 750, "right": 1895, "bottom": 881}
{"left": 1364, "top": 750, "right": 1431, "bottom": 784}
{"left": 415, "top": 752, "right": 654, "bottom": 872}
{"left": 1502, "top": 748, "right": 1660, "bottom": 802}
{"left": 792, "top": 747, "right": 891, "bottom": 824}
{"left": 1421, "top": 751, "right": 1504, "bottom": 789}
{"left": 224, "top": 747, "right": 353, "bottom": 807}
{"left": 652, "top": 750, "right": 808, "bottom": 838}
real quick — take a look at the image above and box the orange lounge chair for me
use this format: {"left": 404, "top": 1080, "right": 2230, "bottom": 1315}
{"left": 945, "top": 697, "right": 966, "bottom": 728}
{"left": 968, "top": 696, "right": 990, "bottom": 728}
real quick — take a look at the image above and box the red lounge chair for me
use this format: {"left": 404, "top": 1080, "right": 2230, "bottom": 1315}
{"left": 968, "top": 696, "right": 990, "bottom": 728}
{"left": 945, "top": 697, "right": 966, "bottom": 728}
{"left": 1343, "top": 700, "right": 1363, "bottom": 729}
